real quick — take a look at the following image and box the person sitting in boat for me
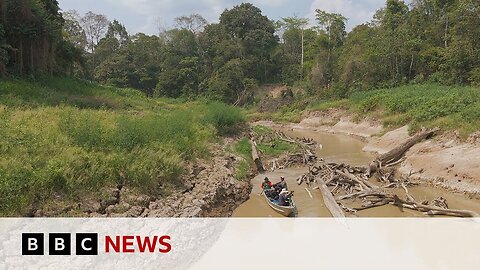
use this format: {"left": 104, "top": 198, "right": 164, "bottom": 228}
{"left": 278, "top": 189, "right": 291, "bottom": 206}
{"left": 274, "top": 176, "right": 288, "bottom": 193}
{"left": 261, "top": 177, "right": 273, "bottom": 190}
{"left": 261, "top": 177, "right": 279, "bottom": 199}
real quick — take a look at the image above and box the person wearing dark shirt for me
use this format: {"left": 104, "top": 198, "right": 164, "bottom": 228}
{"left": 274, "top": 176, "right": 288, "bottom": 192}
{"left": 278, "top": 189, "right": 290, "bottom": 206}
{"left": 275, "top": 176, "right": 288, "bottom": 190}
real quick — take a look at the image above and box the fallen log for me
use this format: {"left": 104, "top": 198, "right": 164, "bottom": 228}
{"left": 354, "top": 199, "right": 392, "bottom": 211}
{"left": 316, "top": 177, "right": 345, "bottom": 218}
{"left": 351, "top": 193, "right": 479, "bottom": 218}
{"left": 337, "top": 189, "right": 384, "bottom": 201}
{"left": 368, "top": 128, "right": 439, "bottom": 175}
{"left": 393, "top": 201, "right": 479, "bottom": 218}
{"left": 296, "top": 175, "right": 304, "bottom": 185}
{"left": 290, "top": 130, "right": 478, "bottom": 218}
{"left": 249, "top": 137, "right": 265, "bottom": 173}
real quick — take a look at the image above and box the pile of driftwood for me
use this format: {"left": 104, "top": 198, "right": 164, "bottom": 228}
{"left": 296, "top": 128, "right": 479, "bottom": 218}
{"left": 270, "top": 131, "right": 318, "bottom": 170}
{"left": 248, "top": 129, "right": 319, "bottom": 172}
{"left": 300, "top": 162, "right": 478, "bottom": 217}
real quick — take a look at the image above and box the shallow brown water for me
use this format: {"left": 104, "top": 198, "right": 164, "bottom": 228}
{"left": 233, "top": 128, "right": 480, "bottom": 217}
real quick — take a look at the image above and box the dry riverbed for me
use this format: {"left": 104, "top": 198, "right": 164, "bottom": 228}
{"left": 236, "top": 113, "right": 480, "bottom": 217}
{"left": 255, "top": 109, "right": 480, "bottom": 198}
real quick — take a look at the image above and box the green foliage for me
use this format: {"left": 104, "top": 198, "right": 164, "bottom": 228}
{"left": 232, "top": 138, "right": 253, "bottom": 180}
{"left": 233, "top": 138, "right": 252, "bottom": 160}
{"left": 206, "top": 58, "right": 256, "bottom": 103}
{"left": 252, "top": 125, "right": 273, "bottom": 135}
{"left": 250, "top": 125, "right": 301, "bottom": 156}
{"left": 52, "top": 1, "right": 480, "bottom": 104}
{"left": 234, "top": 160, "right": 250, "bottom": 181}
{"left": 0, "top": 76, "right": 158, "bottom": 109}
{"left": 4, "top": 0, "right": 480, "bottom": 104}
{"left": 203, "top": 101, "right": 246, "bottom": 136}
{"left": 306, "top": 84, "right": 480, "bottom": 135}
{"left": 95, "top": 33, "right": 162, "bottom": 95}
{"left": 0, "top": 77, "right": 244, "bottom": 215}
{"left": 1, "top": 0, "right": 80, "bottom": 75}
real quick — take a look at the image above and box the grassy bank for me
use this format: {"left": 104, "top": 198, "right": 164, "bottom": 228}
{"left": 0, "top": 77, "right": 245, "bottom": 216}
{"left": 232, "top": 125, "right": 300, "bottom": 180}
{"left": 253, "top": 84, "right": 480, "bottom": 137}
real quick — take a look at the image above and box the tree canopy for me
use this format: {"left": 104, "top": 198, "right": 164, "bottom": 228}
{"left": 2, "top": 0, "right": 479, "bottom": 101}
{"left": 0, "top": 0, "right": 83, "bottom": 75}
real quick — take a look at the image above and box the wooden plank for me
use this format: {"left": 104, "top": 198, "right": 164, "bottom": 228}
{"left": 317, "top": 177, "right": 345, "bottom": 218}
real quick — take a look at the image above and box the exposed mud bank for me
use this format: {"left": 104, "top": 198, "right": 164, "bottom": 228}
{"left": 255, "top": 110, "right": 382, "bottom": 140}
{"left": 365, "top": 126, "right": 480, "bottom": 196}
{"left": 34, "top": 140, "right": 253, "bottom": 217}
{"left": 146, "top": 149, "right": 252, "bottom": 218}
{"left": 295, "top": 110, "right": 383, "bottom": 138}
{"left": 255, "top": 109, "right": 480, "bottom": 196}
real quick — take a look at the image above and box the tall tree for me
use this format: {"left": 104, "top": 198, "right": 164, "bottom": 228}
{"left": 156, "top": 29, "right": 199, "bottom": 98}
{"left": 383, "top": 0, "right": 409, "bottom": 83}
{"left": 62, "top": 10, "right": 87, "bottom": 50}
{"left": 105, "top": 19, "right": 129, "bottom": 46}
{"left": 80, "top": 11, "right": 109, "bottom": 53}
{"left": 219, "top": 3, "right": 278, "bottom": 82}
{"left": 314, "top": 10, "right": 347, "bottom": 88}
{"left": 279, "top": 16, "right": 309, "bottom": 79}
{"left": 95, "top": 33, "right": 162, "bottom": 95}
{"left": 174, "top": 14, "right": 208, "bottom": 35}
{"left": 0, "top": 0, "right": 81, "bottom": 75}
{"left": 94, "top": 20, "right": 129, "bottom": 66}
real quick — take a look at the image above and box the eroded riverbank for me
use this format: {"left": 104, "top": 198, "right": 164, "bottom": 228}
{"left": 34, "top": 138, "right": 253, "bottom": 218}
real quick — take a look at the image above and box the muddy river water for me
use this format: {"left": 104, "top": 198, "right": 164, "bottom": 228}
{"left": 233, "top": 128, "right": 480, "bottom": 217}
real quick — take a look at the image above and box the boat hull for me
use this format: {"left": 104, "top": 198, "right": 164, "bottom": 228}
{"left": 263, "top": 192, "right": 296, "bottom": 217}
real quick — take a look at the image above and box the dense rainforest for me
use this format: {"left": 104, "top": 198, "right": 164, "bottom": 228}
{"left": 1, "top": 0, "right": 479, "bottom": 102}
{"left": 0, "top": 0, "right": 83, "bottom": 75}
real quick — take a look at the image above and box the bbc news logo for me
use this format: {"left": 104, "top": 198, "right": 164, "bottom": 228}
{"left": 22, "top": 233, "right": 172, "bottom": 256}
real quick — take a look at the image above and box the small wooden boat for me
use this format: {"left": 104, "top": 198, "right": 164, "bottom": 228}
{"left": 263, "top": 192, "right": 297, "bottom": 217}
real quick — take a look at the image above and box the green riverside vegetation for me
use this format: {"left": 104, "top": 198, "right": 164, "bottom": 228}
{"left": 232, "top": 138, "right": 252, "bottom": 181}
{"left": 0, "top": 77, "right": 245, "bottom": 215}
{"left": 261, "top": 84, "right": 480, "bottom": 138}
{"left": 231, "top": 126, "right": 300, "bottom": 180}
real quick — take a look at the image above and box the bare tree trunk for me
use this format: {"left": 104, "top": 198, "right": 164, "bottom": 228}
{"left": 18, "top": 39, "right": 24, "bottom": 74}
{"left": 409, "top": 53, "right": 414, "bottom": 79}
{"left": 368, "top": 129, "right": 438, "bottom": 175}
{"left": 301, "top": 28, "right": 304, "bottom": 79}
{"left": 30, "top": 41, "right": 34, "bottom": 73}
{"left": 444, "top": 15, "right": 448, "bottom": 48}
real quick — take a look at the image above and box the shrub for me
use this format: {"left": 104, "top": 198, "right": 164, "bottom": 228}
{"left": 233, "top": 138, "right": 252, "bottom": 160}
{"left": 235, "top": 160, "right": 250, "bottom": 181}
{"left": 0, "top": 78, "right": 223, "bottom": 215}
{"left": 203, "top": 102, "right": 246, "bottom": 136}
